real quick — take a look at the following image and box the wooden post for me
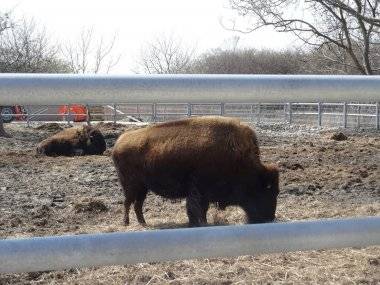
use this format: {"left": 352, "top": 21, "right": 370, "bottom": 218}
{"left": 187, "top": 103, "right": 192, "bottom": 117}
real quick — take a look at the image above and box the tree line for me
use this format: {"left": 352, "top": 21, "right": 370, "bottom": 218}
{"left": 1, "top": 0, "right": 379, "bottom": 75}
{"left": 0, "top": 13, "right": 119, "bottom": 74}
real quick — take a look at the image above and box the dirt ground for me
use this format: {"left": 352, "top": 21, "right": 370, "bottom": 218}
{"left": 0, "top": 121, "right": 379, "bottom": 285}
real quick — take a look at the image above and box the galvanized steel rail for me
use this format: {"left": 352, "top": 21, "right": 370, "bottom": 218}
{"left": 0, "top": 74, "right": 380, "bottom": 105}
{"left": 0, "top": 217, "right": 379, "bottom": 273}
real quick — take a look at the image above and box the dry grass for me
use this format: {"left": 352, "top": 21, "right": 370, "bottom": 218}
{"left": 0, "top": 123, "right": 379, "bottom": 284}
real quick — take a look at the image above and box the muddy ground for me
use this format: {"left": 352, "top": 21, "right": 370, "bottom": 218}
{"left": 0, "top": 121, "right": 379, "bottom": 285}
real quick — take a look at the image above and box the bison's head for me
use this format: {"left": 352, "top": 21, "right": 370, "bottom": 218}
{"left": 246, "top": 165, "right": 279, "bottom": 224}
{"left": 84, "top": 127, "right": 106, "bottom": 155}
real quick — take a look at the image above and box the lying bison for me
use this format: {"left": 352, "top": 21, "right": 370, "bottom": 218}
{"left": 112, "top": 116, "right": 279, "bottom": 227}
{"left": 37, "top": 125, "right": 106, "bottom": 156}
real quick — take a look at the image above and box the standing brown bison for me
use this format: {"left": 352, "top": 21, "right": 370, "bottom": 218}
{"left": 112, "top": 116, "right": 279, "bottom": 227}
{"left": 37, "top": 125, "right": 106, "bottom": 156}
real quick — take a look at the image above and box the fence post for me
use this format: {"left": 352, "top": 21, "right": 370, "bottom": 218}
{"left": 86, "top": 104, "right": 91, "bottom": 126}
{"left": 257, "top": 103, "right": 261, "bottom": 124}
{"left": 26, "top": 107, "right": 30, "bottom": 128}
{"left": 376, "top": 102, "right": 379, "bottom": 130}
{"left": 251, "top": 104, "right": 254, "bottom": 123}
{"left": 67, "top": 104, "right": 71, "bottom": 125}
{"left": 152, "top": 103, "right": 157, "bottom": 122}
{"left": 187, "top": 103, "right": 192, "bottom": 117}
{"left": 343, "top": 102, "right": 347, "bottom": 128}
{"left": 288, "top": 102, "right": 292, "bottom": 124}
{"left": 113, "top": 103, "right": 117, "bottom": 124}
{"left": 317, "top": 102, "right": 322, "bottom": 127}
{"left": 220, "top": 103, "right": 225, "bottom": 116}
{"left": 357, "top": 104, "right": 361, "bottom": 128}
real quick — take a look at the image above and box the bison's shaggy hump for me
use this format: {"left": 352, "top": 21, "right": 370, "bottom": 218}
{"left": 112, "top": 116, "right": 279, "bottom": 227}
{"left": 114, "top": 116, "right": 259, "bottom": 162}
{"left": 36, "top": 125, "right": 106, "bottom": 156}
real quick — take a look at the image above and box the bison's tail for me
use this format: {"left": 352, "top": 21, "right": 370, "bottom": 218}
{"left": 112, "top": 155, "right": 128, "bottom": 194}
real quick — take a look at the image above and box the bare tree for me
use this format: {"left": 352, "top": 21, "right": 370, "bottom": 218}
{"left": 136, "top": 34, "right": 195, "bottom": 74}
{"left": 0, "top": 19, "right": 71, "bottom": 73}
{"left": 228, "top": 0, "right": 380, "bottom": 74}
{"left": 192, "top": 48, "right": 303, "bottom": 74}
{"left": 63, "top": 28, "right": 120, "bottom": 74}
{"left": 0, "top": 12, "right": 12, "bottom": 137}
{"left": 0, "top": 15, "right": 70, "bottom": 137}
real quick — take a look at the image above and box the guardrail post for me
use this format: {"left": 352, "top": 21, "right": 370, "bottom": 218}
{"left": 317, "top": 102, "right": 322, "bottom": 127}
{"left": 343, "top": 102, "right": 347, "bottom": 128}
{"left": 113, "top": 103, "right": 117, "bottom": 124}
{"left": 220, "top": 103, "right": 225, "bottom": 116}
{"left": 288, "top": 102, "right": 292, "bottom": 124}
{"left": 376, "top": 102, "right": 379, "bottom": 130}
{"left": 187, "top": 103, "right": 192, "bottom": 117}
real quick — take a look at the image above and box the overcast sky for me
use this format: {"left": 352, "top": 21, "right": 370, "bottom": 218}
{"left": 1, "top": 0, "right": 297, "bottom": 74}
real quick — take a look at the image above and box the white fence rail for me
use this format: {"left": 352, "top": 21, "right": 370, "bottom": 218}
{"left": 1, "top": 217, "right": 379, "bottom": 273}
{"left": 2, "top": 102, "right": 379, "bottom": 129}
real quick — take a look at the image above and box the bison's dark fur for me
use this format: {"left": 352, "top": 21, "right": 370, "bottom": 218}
{"left": 37, "top": 125, "right": 106, "bottom": 156}
{"left": 112, "top": 116, "right": 279, "bottom": 227}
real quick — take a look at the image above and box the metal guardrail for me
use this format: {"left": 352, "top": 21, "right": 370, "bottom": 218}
{"left": 0, "top": 217, "right": 379, "bottom": 273}
{"left": 1, "top": 74, "right": 380, "bottom": 104}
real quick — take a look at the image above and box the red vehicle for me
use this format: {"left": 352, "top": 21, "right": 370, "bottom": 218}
{"left": 0, "top": 105, "right": 27, "bottom": 123}
{"left": 58, "top": 105, "right": 88, "bottom": 122}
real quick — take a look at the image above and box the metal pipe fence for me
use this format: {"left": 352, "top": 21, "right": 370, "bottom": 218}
{"left": 4, "top": 102, "right": 378, "bottom": 129}
{"left": 0, "top": 74, "right": 379, "bottom": 273}
{"left": 0, "top": 217, "right": 379, "bottom": 273}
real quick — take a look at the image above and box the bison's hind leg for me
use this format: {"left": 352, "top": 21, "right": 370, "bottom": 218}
{"left": 134, "top": 187, "right": 148, "bottom": 225}
{"left": 122, "top": 183, "right": 148, "bottom": 226}
{"left": 123, "top": 189, "right": 135, "bottom": 226}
